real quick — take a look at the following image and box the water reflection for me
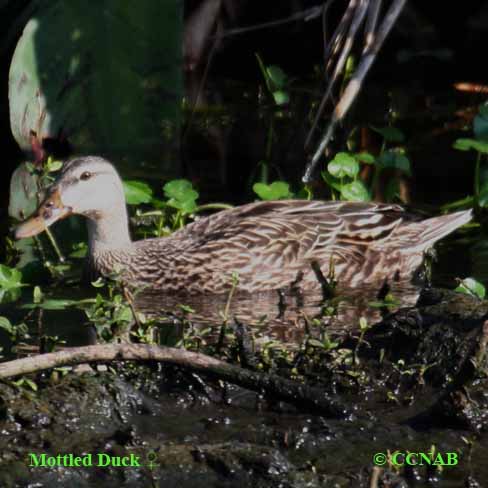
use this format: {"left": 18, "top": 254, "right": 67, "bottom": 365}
{"left": 136, "top": 281, "right": 422, "bottom": 344}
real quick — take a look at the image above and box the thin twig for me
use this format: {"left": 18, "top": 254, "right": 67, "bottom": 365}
{"left": 321, "top": 0, "right": 340, "bottom": 60}
{"left": 215, "top": 5, "right": 323, "bottom": 39}
{"left": 323, "top": 0, "right": 358, "bottom": 70}
{"left": 303, "top": 0, "right": 408, "bottom": 183}
{"left": 306, "top": 0, "right": 364, "bottom": 150}
{"left": 123, "top": 286, "right": 141, "bottom": 329}
{"left": 44, "top": 227, "right": 65, "bottom": 263}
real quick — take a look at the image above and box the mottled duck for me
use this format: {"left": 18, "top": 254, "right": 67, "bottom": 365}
{"left": 15, "top": 156, "right": 472, "bottom": 293}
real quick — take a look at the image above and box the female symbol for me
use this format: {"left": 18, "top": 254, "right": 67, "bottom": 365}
{"left": 146, "top": 451, "right": 159, "bottom": 470}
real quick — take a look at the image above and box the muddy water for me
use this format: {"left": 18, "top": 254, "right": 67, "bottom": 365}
{"left": 135, "top": 281, "right": 422, "bottom": 344}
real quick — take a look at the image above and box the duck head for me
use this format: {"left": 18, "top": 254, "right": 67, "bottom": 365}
{"left": 15, "top": 156, "right": 129, "bottom": 243}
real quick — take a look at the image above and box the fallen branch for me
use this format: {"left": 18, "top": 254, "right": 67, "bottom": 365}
{"left": 0, "top": 344, "right": 348, "bottom": 417}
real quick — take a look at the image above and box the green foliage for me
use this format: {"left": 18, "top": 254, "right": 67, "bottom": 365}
{"left": 474, "top": 104, "right": 488, "bottom": 141}
{"left": 12, "top": 377, "right": 38, "bottom": 392}
{"left": 328, "top": 152, "right": 359, "bottom": 178}
{"left": 253, "top": 181, "right": 293, "bottom": 200}
{"left": 8, "top": 1, "right": 182, "bottom": 163}
{"left": 453, "top": 139, "right": 488, "bottom": 155}
{"left": 322, "top": 152, "right": 370, "bottom": 202}
{"left": 0, "top": 316, "right": 15, "bottom": 338}
{"left": 0, "top": 264, "right": 24, "bottom": 303}
{"left": 123, "top": 180, "right": 154, "bottom": 205}
{"left": 0, "top": 316, "right": 29, "bottom": 344}
{"left": 453, "top": 102, "right": 488, "bottom": 209}
{"left": 321, "top": 126, "right": 411, "bottom": 202}
{"left": 371, "top": 126, "right": 405, "bottom": 143}
{"left": 8, "top": 156, "right": 62, "bottom": 221}
{"left": 455, "top": 277, "right": 486, "bottom": 299}
{"left": 8, "top": 162, "right": 39, "bottom": 221}
{"left": 377, "top": 149, "right": 412, "bottom": 176}
{"left": 163, "top": 179, "right": 199, "bottom": 213}
{"left": 129, "top": 178, "right": 231, "bottom": 237}
{"left": 256, "top": 54, "right": 290, "bottom": 106}
{"left": 306, "top": 334, "right": 339, "bottom": 352}
{"left": 340, "top": 181, "right": 370, "bottom": 201}
{"left": 83, "top": 287, "right": 133, "bottom": 342}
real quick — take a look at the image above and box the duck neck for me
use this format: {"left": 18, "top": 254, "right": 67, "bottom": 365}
{"left": 86, "top": 206, "right": 132, "bottom": 256}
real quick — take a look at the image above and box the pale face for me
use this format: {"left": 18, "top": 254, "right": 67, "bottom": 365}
{"left": 56, "top": 159, "right": 125, "bottom": 219}
{"left": 15, "top": 156, "right": 126, "bottom": 239}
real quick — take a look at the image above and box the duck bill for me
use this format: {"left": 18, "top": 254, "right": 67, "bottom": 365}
{"left": 15, "top": 189, "right": 72, "bottom": 239}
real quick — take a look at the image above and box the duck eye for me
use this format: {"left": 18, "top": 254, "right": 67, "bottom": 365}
{"left": 80, "top": 171, "right": 92, "bottom": 181}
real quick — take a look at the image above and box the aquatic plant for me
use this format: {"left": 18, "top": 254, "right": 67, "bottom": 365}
{"left": 455, "top": 277, "right": 486, "bottom": 299}
{"left": 451, "top": 103, "right": 488, "bottom": 209}
{"left": 0, "top": 264, "right": 24, "bottom": 303}
{"left": 321, "top": 126, "right": 411, "bottom": 202}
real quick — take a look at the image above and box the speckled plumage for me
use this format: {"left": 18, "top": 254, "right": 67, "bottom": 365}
{"left": 91, "top": 199, "right": 471, "bottom": 292}
{"left": 16, "top": 157, "right": 472, "bottom": 294}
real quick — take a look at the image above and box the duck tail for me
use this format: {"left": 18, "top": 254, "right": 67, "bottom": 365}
{"left": 407, "top": 209, "right": 472, "bottom": 251}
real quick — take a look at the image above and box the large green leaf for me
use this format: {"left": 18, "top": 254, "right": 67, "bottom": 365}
{"left": 9, "top": 1, "right": 182, "bottom": 161}
{"left": 8, "top": 162, "right": 39, "bottom": 220}
{"left": 453, "top": 138, "right": 488, "bottom": 154}
{"left": 0, "top": 264, "right": 23, "bottom": 304}
{"left": 253, "top": 181, "right": 293, "bottom": 200}
{"left": 123, "top": 180, "right": 154, "bottom": 205}
{"left": 340, "top": 181, "right": 370, "bottom": 202}
{"left": 328, "top": 152, "right": 359, "bottom": 179}
{"left": 474, "top": 104, "right": 488, "bottom": 141}
{"left": 455, "top": 277, "right": 486, "bottom": 300}
{"left": 371, "top": 126, "right": 405, "bottom": 143}
{"left": 377, "top": 150, "right": 411, "bottom": 176}
{"left": 163, "top": 179, "right": 199, "bottom": 212}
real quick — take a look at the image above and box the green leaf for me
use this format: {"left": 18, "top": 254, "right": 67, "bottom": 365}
{"left": 340, "top": 181, "right": 370, "bottom": 201}
{"left": 266, "top": 65, "right": 287, "bottom": 88}
{"left": 354, "top": 152, "right": 375, "bottom": 164}
{"left": 321, "top": 171, "right": 343, "bottom": 192}
{"left": 46, "top": 157, "right": 63, "bottom": 173}
{"left": 455, "top": 277, "right": 485, "bottom": 299}
{"left": 8, "top": 1, "right": 182, "bottom": 162}
{"left": 0, "top": 264, "right": 23, "bottom": 303}
{"left": 0, "top": 264, "right": 23, "bottom": 290}
{"left": 384, "top": 179, "right": 401, "bottom": 203}
{"left": 163, "top": 179, "right": 198, "bottom": 201}
{"left": 163, "top": 179, "right": 199, "bottom": 213}
{"left": 69, "top": 242, "right": 88, "bottom": 258}
{"left": 0, "top": 316, "right": 14, "bottom": 335}
{"left": 328, "top": 152, "right": 359, "bottom": 178}
{"left": 272, "top": 90, "right": 289, "bottom": 106}
{"left": 474, "top": 104, "right": 488, "bottom": 142}
{"left": 453, "top": 138, "right": 488, "bottom": 154}
{"left": 479, "top": 183, "right": 488, "bottom": 208}
{"left": 377, "top": 150, "right": 411, "bottom": 176}
{"left": 23, "top": 378, "right": 38, "bottom": 392}
{"left": 8, "top": 162, "right": 39, "bottom": 220}
{"left": 371, "top": 126, "right": 405, "bottom": 143}
{"left": 21, "top": 298, "right": 85, "bottom": 310}
{"left": 359, "top": 316, "right": 369, "bottom": 331}
{"left": 123, "top": 180, "right": 154, "bottom": 205}
{"left": 114, "top": 305, "right": 133, "bottom": 324}
{"left": 33, "top": 285, "right": 43, "bottom": 304}
{"left": 167, "top": 197, "right": 197, "bottom": 213}
{"left": 253, "top": 181, "right": 293, "bottom": 200}
{"left": 307, "top": 338, "right": 326, "bottom": 349}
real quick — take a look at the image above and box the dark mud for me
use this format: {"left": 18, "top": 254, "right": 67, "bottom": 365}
{"left": 1, "top": 287, "right": 488, "bottom": 487}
